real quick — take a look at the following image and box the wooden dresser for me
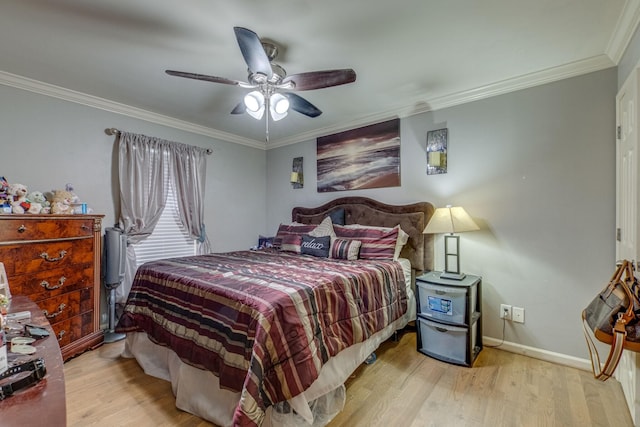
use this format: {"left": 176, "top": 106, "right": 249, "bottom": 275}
{"left": 0, "top": 214, "right": 104, "bottom": 360}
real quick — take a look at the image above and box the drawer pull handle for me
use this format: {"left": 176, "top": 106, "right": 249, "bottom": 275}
{"left": 43, "top": 303, "right": 66, "bottom": 319}
{"left": 40, "top": 250, "right": 67, "bottom": 262}
{"left": 57, "top": 330, "right": 66, "bottom": 341}
{"left": 17, "top": 225, "right": 26, "bottom": 233}
{"left": 435, "top": 327, "right": 449, "bottom": 333}
{"left": 41, "top": 277, "right": 66, "bottom": 290}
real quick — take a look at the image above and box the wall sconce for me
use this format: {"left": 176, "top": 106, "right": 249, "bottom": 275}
{"left": 427, "top": 128, "right": 448, "bottom": 175}
{"left": 291, "top": 157, "right": 303, "bottom": 189}
{"left": 423, "top": 205, "right": 479, "bottom": 280}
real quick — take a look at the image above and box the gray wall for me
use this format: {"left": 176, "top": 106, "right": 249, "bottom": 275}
{"left": 266, "top": 68, "right": 617, "bottom": 359}
{"left": 0, "top": 83, "right": 267, "bottom": 323}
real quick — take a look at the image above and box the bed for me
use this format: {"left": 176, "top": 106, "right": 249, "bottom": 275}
{"left": 116, "top": 197, "right": 434, "bottom": 427}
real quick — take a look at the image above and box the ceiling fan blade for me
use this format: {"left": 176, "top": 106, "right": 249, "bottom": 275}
{"left": 233, "top": 27, "right": 273, "bottom": 79}
{"left": 282, "top": 69, "right": 356, "bottom": 91}
{"left": 283, "top": 93, "right": 322, "bottom": 118}
{"left": 230, "top": 102, "right": 245, "bottom": 115}
{"left": 166, "top": 70, "right": 244, "bottom": 86}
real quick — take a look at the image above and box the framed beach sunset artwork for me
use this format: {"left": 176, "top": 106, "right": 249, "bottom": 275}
{"left": 316, "top": 118, "right": 400, "bottom": 192}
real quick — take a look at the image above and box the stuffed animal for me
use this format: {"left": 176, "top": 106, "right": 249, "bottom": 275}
{"left": 49, "top": 190, "right": 75, "bottom": 215}
{"left": 65, "top": 183, "right": 80, "bottom": 204}
{"left": 7, "top": 183, "right": 31, "bottom": 214}
{"left": 27, "top": 191, "right": 51, "bottom": 214}
{"left": 0, "top": 178, "right": 9, "bottom": 212}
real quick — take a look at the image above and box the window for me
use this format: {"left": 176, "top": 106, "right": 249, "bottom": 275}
{"left": 131, "top": 173, "right": 196, "bottom": 267}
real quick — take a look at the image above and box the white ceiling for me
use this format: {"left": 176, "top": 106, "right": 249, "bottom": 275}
{"left": 1, "top": 0, "right": 638, "bottom": 148}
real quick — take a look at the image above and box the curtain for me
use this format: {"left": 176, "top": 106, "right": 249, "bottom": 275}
{"left": 171, "top": 142, "right": 212, "bottom": 254}
{"left": 116, "top": 131, "right": 211, "bottom": 303}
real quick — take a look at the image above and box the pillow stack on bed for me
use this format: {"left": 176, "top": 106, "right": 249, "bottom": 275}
{"left": 273, "top": 214, "right": 409, "bottom": 262}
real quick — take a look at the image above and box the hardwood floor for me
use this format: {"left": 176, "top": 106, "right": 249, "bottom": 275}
{"left": 64, "top": 331, "right": 633, "bottom": 426}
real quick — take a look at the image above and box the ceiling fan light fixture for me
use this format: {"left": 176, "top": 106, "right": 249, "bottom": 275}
{"left": 244, "top": 90, "right": 264, "bottom": 112}
{"left": 246, "top": 104, "right": 265, "bottom": 120}
{"left": 272, "top": 92, "right": 290, "bottom": 112}
{"left": 269, "top": 93, "right": 289, "bottom": 121}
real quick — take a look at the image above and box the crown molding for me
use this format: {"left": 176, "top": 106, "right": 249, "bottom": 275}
{"left": 0, "top": 52, "right": 617, "bottom": 151}
{"left": 0, "top": 71, "right": 265, "bottom": 149}
{"left": 606, "top": 0, "right": 640, "bottom": 64}
{"left": 271, "top": 54, "right": 616, "bottom": 149}
{"left": 405, "top": 54, "right": 615, "bottom": 115}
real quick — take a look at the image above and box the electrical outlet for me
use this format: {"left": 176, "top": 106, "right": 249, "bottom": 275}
{"left": 500, "top": 304, "right": 512, "bottom": 320}
{"left": 513, "top": 306, "right": 525, "bottom": 323}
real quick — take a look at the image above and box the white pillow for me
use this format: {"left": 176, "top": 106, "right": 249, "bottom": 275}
{"left": 309, "top": 216, "right": 336, "bottom": 239}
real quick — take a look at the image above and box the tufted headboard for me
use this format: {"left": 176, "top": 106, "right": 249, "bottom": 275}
{"left": 292, "top": 197, "right": 434, "bottom": 273}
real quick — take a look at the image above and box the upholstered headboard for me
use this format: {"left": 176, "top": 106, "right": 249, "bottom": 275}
{"left": 292, "top": 197, "right": 434, "bottom": 272}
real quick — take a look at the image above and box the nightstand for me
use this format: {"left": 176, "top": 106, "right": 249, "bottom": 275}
{"left": 415, "top": 271, "right": 482, "bottom": 367}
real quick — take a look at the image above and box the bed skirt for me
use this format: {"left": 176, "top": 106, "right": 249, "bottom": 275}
{"left": 122, "top": 313, "right": 410, "bottom": 426}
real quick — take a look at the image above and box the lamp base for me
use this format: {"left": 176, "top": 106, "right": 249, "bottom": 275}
{"left": 440, "top": 271, "right": 467, "bottom": 280}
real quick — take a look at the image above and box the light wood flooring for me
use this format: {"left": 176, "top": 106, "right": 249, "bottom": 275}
{"left": 64, "top": 331, "right": 634, "bottom": 426}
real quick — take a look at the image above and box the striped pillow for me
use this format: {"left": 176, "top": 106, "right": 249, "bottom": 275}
{"left": 331, "top": 238, "right": 361, "bottom": 260}
{"left": 341, "top": 224, "right": 408, "bottom": 260}
{"left": 334, "top": 224, "right": 399, "bottom": 260}
{"left": 274, "top": 223, "right": 316, "bottom": 253}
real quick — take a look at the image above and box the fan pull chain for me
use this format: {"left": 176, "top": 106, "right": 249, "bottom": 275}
{"left": 265, "top": 97, "right": 270, "bottom": 143}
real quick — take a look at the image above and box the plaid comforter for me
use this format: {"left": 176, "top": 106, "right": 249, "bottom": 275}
{"left": 116, "top": 250, "right": 407, "bottom": 426}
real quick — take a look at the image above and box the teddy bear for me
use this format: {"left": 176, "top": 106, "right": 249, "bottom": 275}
{"left": 49, "top": 189, "right": 75, "bottom": 215}
{"left": 9, "top": 184, "right": 45, "bottom": 214}
{"left": 7, "top": 183, "right": 32, "bottom": 214}
{"left": 27, "top": 191, "right": 51, "bottom": 214}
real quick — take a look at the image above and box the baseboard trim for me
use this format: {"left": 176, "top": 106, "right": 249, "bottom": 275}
{"left": 483, "top": 337, "right": 593, "bottom": 372}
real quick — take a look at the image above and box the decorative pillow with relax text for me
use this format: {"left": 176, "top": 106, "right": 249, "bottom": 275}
{"left": 300, "top": 235, "right": 331, "bottom": 258}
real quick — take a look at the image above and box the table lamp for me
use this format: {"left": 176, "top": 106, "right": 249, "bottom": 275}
{"left": 423, "top": 205, "right": 479, "bottom": 280}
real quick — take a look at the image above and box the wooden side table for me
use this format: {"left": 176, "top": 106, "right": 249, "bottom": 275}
{"left": 0, "top": 295, "right": 66, "bottom": 426}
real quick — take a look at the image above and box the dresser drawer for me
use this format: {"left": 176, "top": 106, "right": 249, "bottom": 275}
{"left": 52, "top": 311, "right": 94, "bottom": 348}
{"left": 10, "top": 265, "right": 93, "bottom": 302}
{"left": 417, "top": 316, "right": 478, "bottom": 366}
{"left": 0, "top": 217, "right": 95, "bottom": 241}
{"left": 417, "top": 280, "right": 474, "bottom": 325}
{"left": 37, "top": 287, "right": 93, "bottom": 324}
{"left": 0, "top": 237, "right": 94, "bottom": 275}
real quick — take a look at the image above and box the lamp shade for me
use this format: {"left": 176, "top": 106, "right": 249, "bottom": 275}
{"left": 423, "top": 206, "right": 479, "bottom": 234}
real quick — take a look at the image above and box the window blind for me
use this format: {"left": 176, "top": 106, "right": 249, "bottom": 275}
{"left": 132, "top": 162, "right": 196, "bottom": 267}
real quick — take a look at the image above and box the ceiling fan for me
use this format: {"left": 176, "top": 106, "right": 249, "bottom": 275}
{"left": 166, "top": 27, "right": 356, "bottom": 139}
